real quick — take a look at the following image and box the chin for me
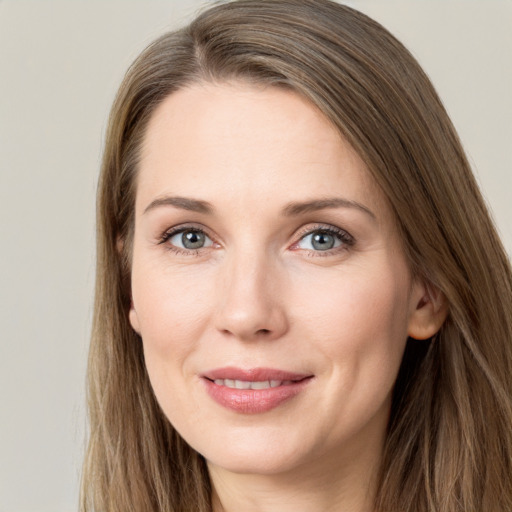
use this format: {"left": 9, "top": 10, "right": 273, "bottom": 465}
{"left": 206, "top": 450, "right": 303, "bottom": 476}
{"left": 192, "top": 425, "right": 316, "bottom": 476}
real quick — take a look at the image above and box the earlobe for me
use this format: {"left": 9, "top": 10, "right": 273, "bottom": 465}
{"left": 121, "top": 236, "right": 139, "bottom": 334}
{"left": 116, "top": 235, "right": 124, "bottom": 254}
{"left": 408, "top": 282, "right": 448, "bottom": 340}
{"left": 129, "top": 300, "right": 141, "bottom": 335}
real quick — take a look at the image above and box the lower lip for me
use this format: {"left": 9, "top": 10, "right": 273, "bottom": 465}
{"left": 203, "top": 378, "right": 312, "bottom": 414}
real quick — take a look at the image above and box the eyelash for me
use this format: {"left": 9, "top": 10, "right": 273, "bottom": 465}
{"left": 291, "top": 224, "right": 355, "bottom": 257}
{"left": 158, "top": 223, "right": 355, "bottom": 257}
{"left": 158, "top": 224, "right": 214, "bottom": 257}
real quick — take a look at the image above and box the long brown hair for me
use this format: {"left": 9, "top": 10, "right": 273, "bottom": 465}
{"left": 81, "top": 1, "right": 512, "bottom": 510}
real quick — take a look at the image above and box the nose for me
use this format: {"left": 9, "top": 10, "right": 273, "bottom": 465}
{"left": 214, "top": 250, "right": 289, "bottom": 342}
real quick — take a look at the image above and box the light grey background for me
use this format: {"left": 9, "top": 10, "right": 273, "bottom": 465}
{"left": 0, "top": 1, "right": 510, "bottom": 511}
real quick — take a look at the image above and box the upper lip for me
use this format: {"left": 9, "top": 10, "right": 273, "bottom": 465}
{"left": 201, "top": 367, "right": 312, "bottom": 382}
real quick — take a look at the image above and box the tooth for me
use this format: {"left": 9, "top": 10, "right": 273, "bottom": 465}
{"left": 212, "top": 379, "right": 287, "bottom": 390}
{"left": 250, "top": 381, "right": 271, "bottom": 390}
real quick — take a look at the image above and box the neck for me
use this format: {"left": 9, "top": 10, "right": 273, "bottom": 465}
{"left": 208, "top": 435, "right": 382, "bottom": 512}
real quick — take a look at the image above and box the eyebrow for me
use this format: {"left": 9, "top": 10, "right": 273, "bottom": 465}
{"left": 282, "top": 197, "right": 376, "bottom": 220}
{"left": 143, "top": 195, "right": 375, "bottom": 220}
{"left": 143, "top": 196, "right": 214, "bottom": 215}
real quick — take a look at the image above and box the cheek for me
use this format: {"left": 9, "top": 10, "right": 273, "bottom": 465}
{"left": 131, "top": 259, "right": 216, "bottom": 365}
{"left": 131, "top": 264, "right": 216, "bottom": 428}
{"left": 289, "top": 261, "right": 412, "bottom": 440}
{"left": 292, "top": 260, "right": 412, "bottom": 365}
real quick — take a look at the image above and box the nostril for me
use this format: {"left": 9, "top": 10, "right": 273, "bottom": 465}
{"left": 256, "top": 329, "right": 271, "bottom": 335}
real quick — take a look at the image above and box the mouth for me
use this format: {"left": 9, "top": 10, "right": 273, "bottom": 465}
{"left": 201, "top": 367, "right": 314, "bottom": 414}
{"left": 208, "top": 378, "right": 298, "bottom": 390}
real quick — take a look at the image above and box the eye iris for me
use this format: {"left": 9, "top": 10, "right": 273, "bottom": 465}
{"left": 312, "top": 232, "right": 335, "bottom": 250}
{"left": 182, "top": 230, "right": 205, "bottom": 249}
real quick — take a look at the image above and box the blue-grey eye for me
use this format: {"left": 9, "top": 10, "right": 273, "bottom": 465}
{"left": 169, "top": 229, "right": 213, "bottom": 250}
{"left": 297, "top": 230, "right": 343, "bottom": 251}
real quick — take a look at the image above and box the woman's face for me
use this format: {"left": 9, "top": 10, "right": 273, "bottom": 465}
{"left": 129, "top": 82, "right": 429, "bottom": 478}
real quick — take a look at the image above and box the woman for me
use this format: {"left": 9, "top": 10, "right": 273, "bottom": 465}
{"left": 81, "top": 1, "right": 512, "bottom": 511}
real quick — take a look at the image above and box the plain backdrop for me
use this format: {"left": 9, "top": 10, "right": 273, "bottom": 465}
{"left": 0, "top": 1, "right": 510, "bottom": 510}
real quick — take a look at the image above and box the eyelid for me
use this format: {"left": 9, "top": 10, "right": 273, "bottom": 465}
{"left": 158, "top": 223, "right": 218, "bottom": 253}
{"left": 290, "top": 223, "right": 355, "bottom": 254}
{"left": 159, "top": 223, "right": 208, "bottom": 240}
{"left": 156, "top": 222, "right": 354, "bottom": 256}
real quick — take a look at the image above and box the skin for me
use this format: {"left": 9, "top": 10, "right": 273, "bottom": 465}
{"left": 129, "top": 82, "right": 445, "bottom": 512}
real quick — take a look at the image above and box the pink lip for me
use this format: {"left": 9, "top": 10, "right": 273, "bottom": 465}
{"left": 201, "top": 367, "right": 313, "bottom": 414}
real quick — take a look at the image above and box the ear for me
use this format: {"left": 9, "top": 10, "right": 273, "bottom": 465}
{"left": 408, "top": 280, "right": 448, "bottom": 340}
{"left": 118, "top": 235, "right": 140, "bottom": 334}
{"left": 116, "top": 235, "right": 124, "bottom": 253}
{"left": 129, "top": 298, "right": 141, "bottom": 335}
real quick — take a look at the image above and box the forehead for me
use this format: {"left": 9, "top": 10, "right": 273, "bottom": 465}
{"left": 137, "top": 82, "right": 385, "bottom": 218}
